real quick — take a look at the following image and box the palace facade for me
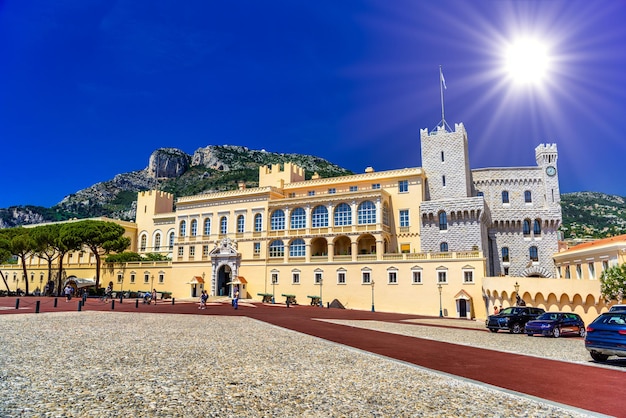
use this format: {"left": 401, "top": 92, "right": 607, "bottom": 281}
{"left": 8, "top": 122, "right": 613, "bottom": 323}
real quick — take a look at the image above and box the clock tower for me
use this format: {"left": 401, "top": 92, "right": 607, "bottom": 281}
{"left": 535, "top": 144, "right": 560, "bottom": 207}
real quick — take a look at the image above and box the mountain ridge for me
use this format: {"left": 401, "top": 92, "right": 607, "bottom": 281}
{"left": 0, "top": 145, "right": 352, "bottom": 228}
{"left": 1, "top": 147, "right": 623, "bottom": 241}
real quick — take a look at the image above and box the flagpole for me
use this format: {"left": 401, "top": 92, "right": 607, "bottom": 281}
{"left": 439, "top": 65, "right": 445, "bottom": 131}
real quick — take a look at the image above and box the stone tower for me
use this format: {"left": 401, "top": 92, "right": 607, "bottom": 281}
{"left": 419, "top": 124, "right": 489, "bottom": 255}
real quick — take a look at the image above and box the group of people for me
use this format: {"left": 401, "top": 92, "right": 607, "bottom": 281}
{"left": 493, "top": 295, "right": 528, "bottom": 314}
{"left": 198, "top": 287, "right": 239, "bottom": 309}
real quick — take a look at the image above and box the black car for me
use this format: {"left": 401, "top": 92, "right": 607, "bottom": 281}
{"left": 485, "top": 306, "right": 545, "bottom": 334}
{"left": 524, "top": 312, "right": 585, "bottom": 338}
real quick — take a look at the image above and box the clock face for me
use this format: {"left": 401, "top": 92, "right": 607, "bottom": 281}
{"left": 546, "top": 166, "right": 556, "bottom": 177}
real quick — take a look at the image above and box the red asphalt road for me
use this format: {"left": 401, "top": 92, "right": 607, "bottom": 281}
{"left": 1, "top": 296, "right": 623, "bottom": 417}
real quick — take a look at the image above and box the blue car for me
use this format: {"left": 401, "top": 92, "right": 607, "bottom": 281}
{"left": 524, "top": 312, "right": 585, "bottom": 338}
{"left": 585, "top": 312, "right": 626, "bottom": 362}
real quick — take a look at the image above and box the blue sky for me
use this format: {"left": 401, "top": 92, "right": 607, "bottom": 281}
{"left": 1, "top": 1, "right": 625, "bottom": 208}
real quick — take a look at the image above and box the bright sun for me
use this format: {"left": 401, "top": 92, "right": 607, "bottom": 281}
{"left": 504, "top": 38, "right": 550, "bottom": 85}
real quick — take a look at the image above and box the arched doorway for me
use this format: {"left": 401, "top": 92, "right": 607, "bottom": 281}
{"left": 454, "top": 289, "right": 473, "bottom": 319}
{"left": 459, "top": 299, "right": 468, "bottom": 317}
{"left": 217, "top": 265, "right": 231, "bottom": 297}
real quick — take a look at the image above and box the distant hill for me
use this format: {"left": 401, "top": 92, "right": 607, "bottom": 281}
{"left": 0, "top": 145, "right": 352, "bottom": 228}
{"left": 1, "top": 148, "right": 625, "bottom": 241}
{"left": 560, "top": 192, "right": 626, "bottom": 239}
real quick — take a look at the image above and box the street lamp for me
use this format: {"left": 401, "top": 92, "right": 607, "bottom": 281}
{"left": 151, "top": 274, "right": 155, "bottom": 292}
{"left": 271, "top": 275, "right": 276, "bottom": 304}
{"left": 319, "top": 277, "right": 323, "bottom": 307}
{"left": 371, "top": 280, "right": 375, "bottom": 312}
{"left": 438, "top": 283, "right": 443, "bottom": 317}
{"left": 120, "top": 274, "right": 124, "bottom": 303}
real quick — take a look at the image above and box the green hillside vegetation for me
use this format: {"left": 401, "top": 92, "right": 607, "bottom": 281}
{"left": 560, "top": 192, "right": 626, "bottom": 239}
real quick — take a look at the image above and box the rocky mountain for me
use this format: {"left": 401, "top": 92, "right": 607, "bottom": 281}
{"left": 2, "top": 148, "right": 625, "bottom": 241}
{"left": 0, "top": 145, "right": 353, "bottom": 228}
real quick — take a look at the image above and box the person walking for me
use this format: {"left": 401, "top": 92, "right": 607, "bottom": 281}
{"left": 233, "top": 288, "right": 239, "bottom": 310}
{"left": 152, "top": 289, "right": 157, "bottom": 305}
{"left": 64, "top": 284, "right": 73, "bottom": 302}
{"left": 199, "top": 290, "right": 208, "bottom": 309}
{"left": 103, "top": 282, "right": 113, "bottom": 302}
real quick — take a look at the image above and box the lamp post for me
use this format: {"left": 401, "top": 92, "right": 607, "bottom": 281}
{"left": 438, "top": 283, "right": 443, "bottom": 317}
{"left": 319, "top": 277, "right": 323, "bottom": 307}
{"left": 120, "top": 275, "right": 124, "bottom": 303}
{"left": 514, "top": 281, "right": 520, "bottom": 306}
{"left": 371, "top": 280, "right": 375, "bottom": 312}
{"left": 151, "top": 274, "right": 155, "bottom": 292}
{"left": 271, "top": 275, "right": 276, "bottom": 304}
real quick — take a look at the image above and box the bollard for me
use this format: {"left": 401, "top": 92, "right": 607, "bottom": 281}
{"left": 35, "top": 300, "right": 40, "bottom": 314}
{"left": 78, "top": 300, "right": 82, "bottom": 312}
{"left": 111, "top": 300, "right": 115, "bottom": 310}
{"left": 83, "top": 294, "right": 87, "bottom": 304}
{"left": 119, "top": 294, "right": 123, "bottom": 303}
{"left": 171, "top": 298, "right": 175, "bottom": 305}
{"left": 54, "top": 298, "right": 58, "bottom": 308}
{"left": 15, "top": 298, "right": 19, "bottom": 309}
{"left": 327, "top": 302, "right": 330, "bottom": 309}
{"left": 135, "top": 299, "right": 139, "bottom": 308}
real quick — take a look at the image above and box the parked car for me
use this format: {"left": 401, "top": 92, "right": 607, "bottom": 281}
{"left": 485, "top": 306, "right": 545, "bottom": 334}
{"left": 608, "top": 304, "right": 626, "bottom": 312}
{"left": 585, "top": 312, "right": 626, "bottom": 362}
{"left": 524, "top": 312, "right": 585, "bottom": 338}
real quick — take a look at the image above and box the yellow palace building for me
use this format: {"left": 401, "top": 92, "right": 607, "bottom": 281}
{"left": 3, "top": 122, "right": 616, "bottom": 324}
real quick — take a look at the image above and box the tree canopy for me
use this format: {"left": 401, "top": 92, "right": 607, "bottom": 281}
{"left": 600, "top": 263, "right": 626, "bottom": 304}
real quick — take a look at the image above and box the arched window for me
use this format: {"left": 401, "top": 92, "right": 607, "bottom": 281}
{"left": 204, "top": 218, "right": 211, "bottom": 236}
{"left": 190, "top": 219, "right": 198, "bottom": 236}
{"left": 440, "top": 242, "right": 449, "bottom": 252}
{"left": 154, "top": 233, "right": 161, "bottom": 251}
{"left": 140, "top": 234, "right": 147, "bottom": 252}
{"left": 179, "top": 220, "right": 186, "bottom": 237}
{"left": 529, "top": 246, "right": 539, "bottom": 262}
{"left": 289, "top": 238, "right": 305, "bottom": 257}
{"left": 533, "top": 219, "right": 542, "bottom": 235}
{"left": 311, "top": 205, "right": 328, "bottom": 228}
{"left": 168, "top": 232, "right": 175, "bottom": 250}
{"left": 382, "top": 202, "right": 389, "bottom": 226}
{"left": 290, "top": 207, "right": 306, "bottom": 229}
{"left": 357, "top": 201, "right": 376, "bottom": 224}
{"left": 237, "top": 215, "right": 245, "bottom": 233}
{"left": 501, "top": 247, "right": 509, "bottom": 263}
{"left": 270, "top": 210, "right": 285, "bottom": 231}
{"left": 269, "top": 240, "right": 285, "bottom": 257}
{"left": 438, "top": 211, "right": 448, "bottom": 230}
{"left": 220, "top": 216, "right": 228, "bottom": 234}
{"left": 523, "top": 219, "right": 531, "bottom": 236}
{"left": 502, "top": 191, "right": 509, "bottom": 204}
{"left": 254, "top": 213, "right": 263, "bottom": 232}
{"left": 524, "top": 190, "right": 532, "bottom": 203}
{"left": 334, "top": 203, "right": 352, "bottom": 226}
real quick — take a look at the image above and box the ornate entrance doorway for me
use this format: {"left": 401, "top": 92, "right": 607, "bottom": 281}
{"left": 216, "top": 265, "right": 231, "bottom": 297}
{"left": 209, "top": 237, "right": 240, "bottom": 298}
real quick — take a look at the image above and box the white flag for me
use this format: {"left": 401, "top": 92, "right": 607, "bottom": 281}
{"left": 440, "top": 69, "right": 447, "bottom": 89}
